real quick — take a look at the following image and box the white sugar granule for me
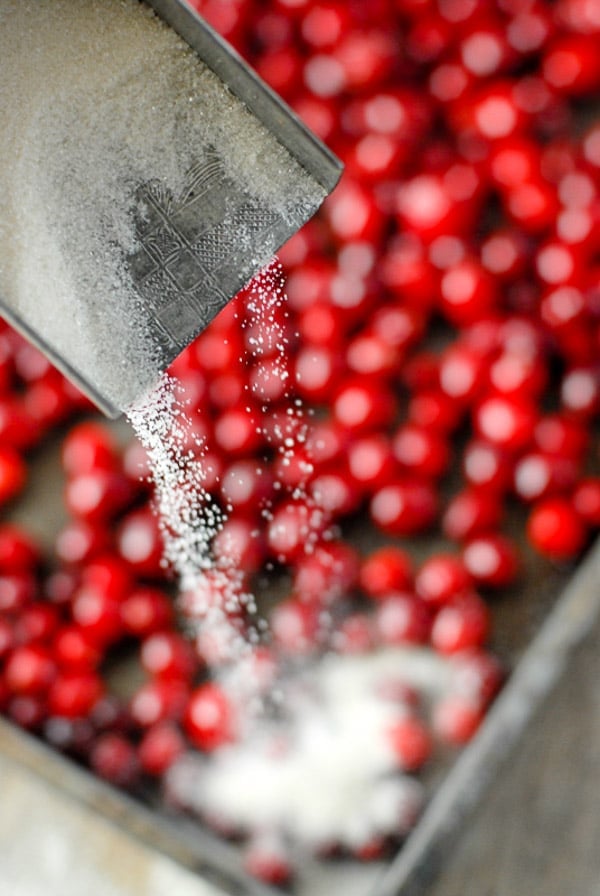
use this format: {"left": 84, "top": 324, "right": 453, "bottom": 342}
{"left": 0, "top": 0, "right": 324, "bottom": 411}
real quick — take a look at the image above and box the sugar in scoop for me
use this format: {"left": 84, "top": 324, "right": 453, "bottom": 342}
{"left": 0, "top": 0, "right": 340, "bottom": 415}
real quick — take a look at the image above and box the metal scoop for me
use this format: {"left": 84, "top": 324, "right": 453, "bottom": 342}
{"left": 0, "top": 0, "right": 341, "bottom": 417}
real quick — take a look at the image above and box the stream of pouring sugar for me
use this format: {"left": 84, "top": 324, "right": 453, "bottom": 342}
{"left": 126, "top": 262, "right": 326, "bottom": 707}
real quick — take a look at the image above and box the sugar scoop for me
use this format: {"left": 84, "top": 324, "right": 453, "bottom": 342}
{"left": 0, "top": 0, "right": 342, "bottom": 417}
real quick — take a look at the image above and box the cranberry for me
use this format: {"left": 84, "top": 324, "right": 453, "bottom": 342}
{"left": 293, "top": 542, "right": 359, "bottom": 604}
{"left": 5, "top": 644, "right": 57, "bottom": 695}
{"left": 387, "top": 716, "right": 432, "bottom": 771}
{"left": 347, "top": 434, "right": 398, "bottom": 492}
{"left": 267, "top": 500, "right": 326, "bottom": 563}
{"left": 270, "top": 598, "right": 321, "bottom": 654}
{"left": 433, "top": 695, "right": 484, "bottom": 744}
{"left": 573, "top": 478, "right": 600, "bottom": 527}
{"left": 451, "top": 650, "right": 504, "bottom": 705}
{"left": 14, "top": 602, "right": 60, "bottom": 645}
{"left": 184, "top": 683, "right": 235, "bottom": 752}
{"left": 0, "top": 570, "right": 37, "bottom": 612}
{"left": 119, "top": 588, "right": 174, "bottom": 639}
{"left": 140, "top": 631, "right": 197, "bottom": 681}
{"left": 117, "top": 509, "right": 164, "bottom": 578}
{"left": 430, "top": 591, "right": 490, "bottom": 654}
{"left": 333, "top": 377, "right": 398, "bottom": 434}
{"left": 130, "top": 679, "right": 189, "bottom": 728}
{"left": 71, "top": 587, "right": 123, "bottom": 647}
{"left": 0, "top": 447, "right": 27, "bottom": 505}
{"left": 527, "top": 497, "right": 587, "bottom": 560}
{"left": 462, "top": 439, "right": 513, "bottom": 492}
{"left": 90, "top": 733, "right": 139, "bottom": 787}
{"left": 374, "top": 593, "right": 431, "bottom": 645}
{"left": 359, "top": 546, "right": 414, "bottom": 599}
{"left": 55, "top": 519, "right": 111, "bottom": 566}
{"left": 0, "top": 525, "right": 41, "bottom": 570}
{"left": 244, "top": 833, "right": 293, "bottom": 887}
{"left": 7, "top": 695, "right": 46, "bottom": 730}
{"left": 392, "top": 424, "right": 450, "bottom": 479}
{"left": 214, "top": 406, "right": 263, "bottom": 457}
{"left": 442, "top": 487, "right": 504, "bottom": 542}
{"left": 61, "top": 422, "right": 119, "bottom": 476}
{"left": 415, "top": 554, "right": 472, "bottom": 606}
{"left": 513, "top": 451, "right": 578, "bottom": 502}
{"left": 53, "top": 626, "right": 102, "bottom": 672}
{"left": 439, "top": 259, "right": 499, "bottom": 327}
{"left": 543, "top": 35, "right": 600, "bottom": 96}
{"left": 473, "top": 393, "right": 537, "bottom": 452}
{"left": 294, "top": 344, "right": 342, "bottom": 403}
{"left": 65, "top": 469, "right": 133, "bottom": 523}
{"left": 370, "top": 480, "right": 438, "bottom": 536}
{"left": 47, "top": 672, "right": 104, "bottom": 719}
{"left": 462, "top": 533, "right": 520, "bottom": 588}
{"left": 332, "top": 613, "right": 374, "bottom": 653}
{"left": 138, "top": 722, "right": 185, "bottom": 777}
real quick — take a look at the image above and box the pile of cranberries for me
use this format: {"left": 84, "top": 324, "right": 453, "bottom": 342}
{"left": 1, "top": 0, "right": 600, "bottom": 885}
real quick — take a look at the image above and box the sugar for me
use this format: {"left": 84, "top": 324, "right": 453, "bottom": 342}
{"left": 0, "top": 0, "right": 325, "bottom": 411}
{"left": 167, "top": 647, "right": 453, "bottom": 851}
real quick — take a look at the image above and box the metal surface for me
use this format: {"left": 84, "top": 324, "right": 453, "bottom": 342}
{"left": 0, "top": 0, "right": 342, "bottom": 418}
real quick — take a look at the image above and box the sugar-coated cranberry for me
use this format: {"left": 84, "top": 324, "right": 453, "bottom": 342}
{"left": 184, "top": 683, "right": 235, "bottom": 752}
{"left": 462, "top": 533, "right": 520, "bottom": 587}
{"left": 360, "top": 546, "right": 414, "bottom": 599}
{"left": 387, "top": 716, "right": 433, "bottom": 771}
{"left": 527, "top": 497, "right": 588, "bottom": 560}
{"left": 430, "top": 592, "right": 490, "bottom": 654}
{"left": 332, "top": 613, "right": 374, "bottom": 653}
{"left": 450, "top": 650, "right": 504, "bottom": 706}
{"left": 138, "top": 722, "right": 186, "bottom": 777}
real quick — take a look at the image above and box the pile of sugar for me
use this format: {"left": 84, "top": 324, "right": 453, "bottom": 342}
{"left": 168, "top": 647, "right": 453, "bottom": 851}
{"left": 0, "top": 0, "right": 323, "bottom": 410}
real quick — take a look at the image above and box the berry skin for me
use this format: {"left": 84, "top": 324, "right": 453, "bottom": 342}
{"left": 47, "top": 672, "right": 104, "bottom": 719}
{"left": 370, "top": 480, "right": 438, "bottom": 536}
{"left": 462, "top": 534, "right": 519, "bottom": 588}
{"left": 360, "top": 546, "right": 413, "bottom": 599}
{"left": 527, "top": 497, "right": 588, "bottom": 560}
{"left": 5, "top": 644, "right": 57, "bottom": 695}
{"left": 387, "top": 716, "right": 433, "bottom": 771}
{"left": 415, "top": 554, "right": 472, "bottom": 607}
{"left": 184, "top": 683, "right": 235, "bottom": 752}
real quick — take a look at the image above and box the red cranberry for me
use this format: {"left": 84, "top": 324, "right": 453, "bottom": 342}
{"left": 61, "top": 422, "right": 119, "bottom": 476}
{"left": 430, "top": 591, "right": 490, "bottom": 654}
{"left": 359, "top": 546, "right": 414, "bottom": 599}
{"left": 184, "top": 683, "right": 235, "bottom": 752}
{"left": 374, "top": 593, "right": 431, "bottom": 645}
{"left": 293, "top": 542, "right": 359, "bottom": 604}
{"left": 527, "top": 497, "right": 587, "bottom": 560}
{"left": 462, "top": 533, "right": 520, "bottom": 588}
{"left": 140, "top": 631, "right": 197, "bottom": 681}
{"left": 244, "top": 832, "right": 293, "bottom": 887}
{"left": 117, "top": 509, "right": 164, "bottom": 578}
{"left": 370, "top": 480, "right": 438, "bottom": 536}
{"left": 55, "top": 519, "right": 111, "bottom": 566}
{"left": 138, "top": 722, "right": 185, "bottom": 777}
{"left": 415, "top": 554, "right": 472, "bottom": 606}
{"left": 47, "top": 672, "right": 104, "bottom": 719}
{"left": 90, "top": 733, "right": 139, "bottom": 787}
{"left": 14, "top": 602, "right": 60, "bottom": 645}
{"left": 513, "top": 451, "right": 578, "bottom": 502}
{"left": 267, "top": 500, "right": 327, "bottom": 563}
{"left": 473, "top": 393, "right": 537, "bottom": 452}
{"left": 433, "top": 695, "right": 484, "bottom": 744}
{"left": 0, "top": 447, "right": 27, "bottom": 505}
{"left": 451, "top": 650, "right": 504, "bottom": 706}
{"left": 442, "top": 487, "right": 504, "bottom": 542}
{"left": 347, "top": 434, "right": 398, "bottom": 492}
{"left": 0, "top": 570, "right": 37, "bottom": 612}
{"left": 64, "top": 469, "right": 133, "bottom": 523}
{"left": 0, "top": 525, "right": 41, "bottom": 570}
{"left": 573, "top": 478, "right": 600, "bottom": 527}
{"left": 462, "top": 439, "right": 513, "bottom": 492}
{"left": 130, "top": 679, "right": 189, "bottom": 728}
{"left": 53, "top": 626, "right": 101, "bottom": 672}
{"left": 119, "top": 588, "right": 174, "bottom": 639}
{"left": 392, "top": 424, "right": 450, "bottom": 479}
{"left": 5, "top": 644, "right": 56, "bottom": 695}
